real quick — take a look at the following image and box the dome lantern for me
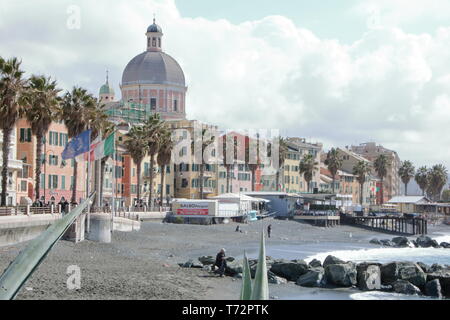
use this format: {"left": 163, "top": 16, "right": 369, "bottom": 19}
{"left": 99, "top": 70, "right": 115, "bottom": 102}
{"left": 146, "top": 17, "right": 163, "bottom": 52}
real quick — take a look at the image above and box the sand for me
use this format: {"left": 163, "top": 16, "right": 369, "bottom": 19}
{"left": 0, "top": 218, "right": 448, "bottom": 300}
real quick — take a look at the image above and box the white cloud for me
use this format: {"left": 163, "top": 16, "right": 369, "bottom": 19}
{"left": 0, "top": 0, "right": 449, "bottom": 170}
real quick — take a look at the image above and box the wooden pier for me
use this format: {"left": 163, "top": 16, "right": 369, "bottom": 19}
{"left": 294, "top": 215, "right": 340, "bottom": 227}
{"left": 341, "top": 216, "right": 427, "bottom": 235}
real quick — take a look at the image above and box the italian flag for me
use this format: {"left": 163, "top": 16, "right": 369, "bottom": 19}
{"left": 93, "top": 133, "right": 115, "bottom": 160}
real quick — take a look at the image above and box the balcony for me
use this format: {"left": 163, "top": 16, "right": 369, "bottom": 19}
{"left": 202, "top": 187, "right": 215, "bottom": 194}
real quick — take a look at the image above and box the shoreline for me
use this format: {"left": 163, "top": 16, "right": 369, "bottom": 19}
{"left": 0, "top": 219, "right": 448, "bottom": 300}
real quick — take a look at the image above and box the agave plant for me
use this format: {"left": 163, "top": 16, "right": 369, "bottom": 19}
{"left": 239, "top": 252, "right": 252, "bottom": 300}
{"left": 240, "top": 231, "right": 269, "bottom": 300}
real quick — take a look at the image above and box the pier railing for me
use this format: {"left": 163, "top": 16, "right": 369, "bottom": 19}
{"left": 341, "top": 216, "right": 427, "bottom": 235}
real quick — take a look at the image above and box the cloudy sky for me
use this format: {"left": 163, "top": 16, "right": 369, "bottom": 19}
{"left": 1, "top": 0, "right": 449, "bottom": 171}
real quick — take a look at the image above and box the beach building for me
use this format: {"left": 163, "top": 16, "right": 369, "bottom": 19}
{"left": 387, "top": 196, "right": 432, "bottom": 214}
{"left": 0, "top": 126, "right": 23, "bottom": 205}
{"left": 351, "top": 142, "right": 401, "bottom": 203}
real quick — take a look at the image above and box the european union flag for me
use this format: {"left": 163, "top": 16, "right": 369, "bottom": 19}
{"left": 62, "top": 130, "right": 91, "bottom": 160}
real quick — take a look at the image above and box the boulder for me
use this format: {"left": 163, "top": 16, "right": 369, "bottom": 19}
{"left": 392, "top": 280, "right": 422, "bottom": 295}
{"left": 181, "top": 259, "right": 195, "bottom": 268}
{"left": 411, "top": 240, "right": 418, "bottom": 248}
{"left": 427, "top": 270, "right": 450, "bottom": 297}
{"left": 225, "top": 257, "right": 235, "bottom": 262}
{"left": 357, "top": 263, "right": 381, "bottom": 291}
{"left": 370, "top": 238, "right": 381, "bottom": 245}
{"left": 429, "top": 264, "right": 446, "bottom": 273}
{"left": 325, "top": 263, "right": 357, "bottom": 287}
{"left": 416, "top": 262, "right": 431, "bottom": 273}
{"left": 225, "top": 260, "right": 243, "bottom": 276}
{"left": 380, "top": 239, "right": 394, "bottom": 247}
{"left": 380, "top": 262, "right": 427, "bottom": 288}
{"left": 270, "top": 260, "right": 309, "bottom": 281}
{"left": 425, "top": 279, "right": 442, "bottom": 299}
{"left": 440, "top": 242, "right": 450, "bottom": 248}
{"left": 198, "top": 256, "right": 215, "bottom": 265}
{"left": 430, "top": 240, "right": 440, "bottom": 248}
{"left": 308, "top": 259, "right": 322, "bottom": 268}
{"left": 392, "top": 236, "right": 412, "bottom": 248}
{"left": 296, "top": 268, "right": 324, "bottom": 288}
{"left": 323, "top": 255, "right": 346, "bottom": 267}
{"left": 416, "top": 236, "right": 436, "bottom": 248}
{"left": 268, "top": 271, "right": 288, "bottom": 285}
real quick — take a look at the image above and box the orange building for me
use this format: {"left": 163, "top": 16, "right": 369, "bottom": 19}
{"left": 16, "top": 119, "right": 87, "bottom": 204}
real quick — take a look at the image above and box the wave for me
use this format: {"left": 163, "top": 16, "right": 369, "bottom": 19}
{"left": 350, "top": 291, "right": 435, "bottom": 300}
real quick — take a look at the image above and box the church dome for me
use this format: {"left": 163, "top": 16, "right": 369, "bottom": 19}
{"left": 99, "top": 83, "right": 114, "bottom": 95}
{"left": 121, "top": 51, "right": 186, "bottom": 87}
{"left": 147, "top": 22, "right": 162, "bottom": 33}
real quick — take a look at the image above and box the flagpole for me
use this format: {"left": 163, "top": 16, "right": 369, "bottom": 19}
{"left": 96, "top": 130, "right": 102, "bottom": 209}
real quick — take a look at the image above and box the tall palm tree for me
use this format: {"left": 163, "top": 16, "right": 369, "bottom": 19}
{"left": 0, "top": 57, "right": 28, "bottom": 206}
{"left": 324, "top": 148, "right": 343, "bottom": 194}
{"left": 221, "top": 134, "right": 235, "bottom": 193}
{"left": 415, "top": 166, "right": 429, "bottom": 196}
{"left": 99, "top": 122, "right": 115, "bottom": 205}
{"left": 157, "top": 128, "right": 174, "bottom": 208}
{"left": 374, "top": 154, "right": 390, "bottom": 204}
{"left": 61, "top": 87, "right": 96, "bottom": 203}
{"left": 124, "top": 125, "right": 148, "bottom": 205}
{"left": 22, "top": 75, "right": 61, "bottom": 202}
{"left": 426, "top": 164, "right": 448, "bottom": 201}
{"left": 398, "top": 160, "right": 415, "bottom": 196}
{"left": 299, "top": 153, "right": 319, "bottom": 193}
{"left": 275, "top": 137, "right": 288, "bottom": 191}
{"left": 191, "top": 128, "right": 215, "bottom": 199}
{"left": 144, "top": 114, "right": 164, "bottom": 207}
{"left": 353, "top": 160, "right": 371, "bottom": 205}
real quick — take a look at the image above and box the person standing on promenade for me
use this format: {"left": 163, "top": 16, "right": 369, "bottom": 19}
{"left": 267, "top": 224, "right": 272, "bottom": 238}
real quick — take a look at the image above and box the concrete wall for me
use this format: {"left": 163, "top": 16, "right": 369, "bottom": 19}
{"left": 0, "top": 214, "right": 60, "bottom": 247}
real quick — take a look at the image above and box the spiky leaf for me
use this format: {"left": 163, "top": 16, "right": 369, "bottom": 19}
{"left": 240, "top": 252, "right": 253, "bottom": 300}
{"left": 250, "top": 231, "right": 269, "bottom": 300}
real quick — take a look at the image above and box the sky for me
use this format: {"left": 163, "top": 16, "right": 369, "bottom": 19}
{"left": 0, "top": 0, "right": 449, "bottom": 174}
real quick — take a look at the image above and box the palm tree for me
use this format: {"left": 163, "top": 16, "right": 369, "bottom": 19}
{"left": 191, "top": 128, "right": 215, "bottom": 199}
{"left": 353, "top": 160, "right": 371, "bottom": 205}
{"left": 299, "top": 153, "right": 319, "bottom": 193}
{"left": 275, "top": 137, "right": 288, "bottom": 191}
{"left": 246, "top": 135, "right": 260, "bottom": 192}
{"left": 398, "top": 160, "right": 415, "bottom": 196}
{"left": 22, "top": 75, "right": 61, "bottom": 202}
{"left": 157, "top": 128, "right": 174, "bottom": 208}
{"left": 426, "top": 164, "right": 448, "bottom": 201}
{"left": 221, "top": 135, "right": 235, "bottom": 193}
{"left": 324, "top": 148, "right": 343, "bottom": 194}
{"left": 0, "top": 57, "right": 28, "bottom": 206}
{"left": 144, "top": 114, "right": 164, "bottom": 207}
{"left": 124, "top": 126, "right": 148, "bottom": 206}
{"left": 61, "top": 87, "right": 96, "bottom": 203}
{"left": 415, "top": 166, "right": 429, "bottom": 196}
{"left": 374, "top": 154, "right": 390, "bottom": 204}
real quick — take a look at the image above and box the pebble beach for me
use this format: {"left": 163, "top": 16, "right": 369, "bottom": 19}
{"left": 0, "top": 219, "right": 448, "bottom": 300}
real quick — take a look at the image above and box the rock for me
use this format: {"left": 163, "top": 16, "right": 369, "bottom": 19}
{"left": 234, "top": 273, "right": 243, "bottom": 279}
{"left": 427, "top": 270, "right": 450, "bottom": 297}
{"left": 392, "top": 280, "right": 422, "bottom": 295}
{"left": 416, "top": 236, "right": 436, "bottom": 248}
{"left": 425, "top": 279, "right": 442, "bottom": 298}
{"left": 392, "top": 236, "right": 412, "bottom": 248}
{"left": 191, "top": 263, "right": 204, "bottom": 269}
{"left": 380, "top": 239, "right": 394, "bottom": 247}
{"left": 370, "top": 238, "right": 381, "bottom": 245}
{"left": 430, "top": 240, "right": 440, "bottom": 248}
{"left": 181, "top": 259, "right": 195, "bottom": 268}
{"left": 440, "top": 242, "right": 450, "bottom": 248}
{"left": 198, "top": 256, "right": 215, "bottom": 265}
{"left": 202, "top": 265, "right": 212, "bottom": 272}
{"left": 296, "top": 268, "right": 324, "bottom": 287}
{"left": 323, "top": 255, "right": 346, "bottom": 267}
{"left": 325, "top": 263, "right": 357, "bottom": 287}
{"left": 268, "top": 271, "right": 288, "bottom": 284}
{"left": 308, "top": 259, "right": 322, "bottom": 268}
{"left": 416, "top": 262, "right": 431, "bottom": 273}
{"left": 357, "top": 263, "right": 381, "bottom": 291}
{"left": 225, "top": 261, "right": 243, "bottom": 276}
{"left": 225, "top": 257, "right": 235, "bottom": 262}
{"left": 270, "top": 260, "right": 309, "bottom": 281}
{"left": 380, "top": 262, "right": 427, "bottom": 288}
{"left": 411, "top": 240, "right": 418, "bottom": 248}
{"left": 380, "top": 284, "right": 393, "bottom": 292}
{"left": 429, "top": 264, "right": 446, "bottom": 273}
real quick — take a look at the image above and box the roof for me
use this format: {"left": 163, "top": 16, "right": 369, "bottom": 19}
{"left": 122, "top": 51, "right": 185, "bottom": 87}
{"left": 210, "top": 193, "right": 262, "bottom": 202}
{"left": 387, "top": 196, "right": 431, "bottom": 204}
{"left": 99, "top": 83, "right": 114, "bottom": 95}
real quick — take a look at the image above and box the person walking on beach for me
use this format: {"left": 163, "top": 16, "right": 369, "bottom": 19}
{"left": 213, "top": 248, "right": 227, "bottom": 277}
{"left": 267, "top": 224, "right": 272, "bottom": 238}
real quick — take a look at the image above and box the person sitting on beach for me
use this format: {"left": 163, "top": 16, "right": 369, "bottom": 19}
{"left": 213, "top": 249, "right": 227, "bottom": 277}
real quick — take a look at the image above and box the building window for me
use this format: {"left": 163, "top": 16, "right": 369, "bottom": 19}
{"left": 174, "top": 99, "right": 178, "bottom": 112}
{"left": 49, "top": 155, "right": 58, "bottom": 166}
{"left": 40, "top": 174, "right": 45, "bottom": 189}
{"left": 20, "top": 180, "right": 27, "bottom": 192}
{"left": 150, "top": 98, "right": 157, "bottom": 110}
{"left": 152, "top": 37, "right": 156, "bottom": 47}
{"left": 19, "top": 128, "right": 32, "bottom": 142}
{"left": 48, "top": 175, "right": 58, "bottom": 189}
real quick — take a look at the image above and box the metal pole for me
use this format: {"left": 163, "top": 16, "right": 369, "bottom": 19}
{"left": 86, "top": 130, "right": 92, "bottom": 233}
